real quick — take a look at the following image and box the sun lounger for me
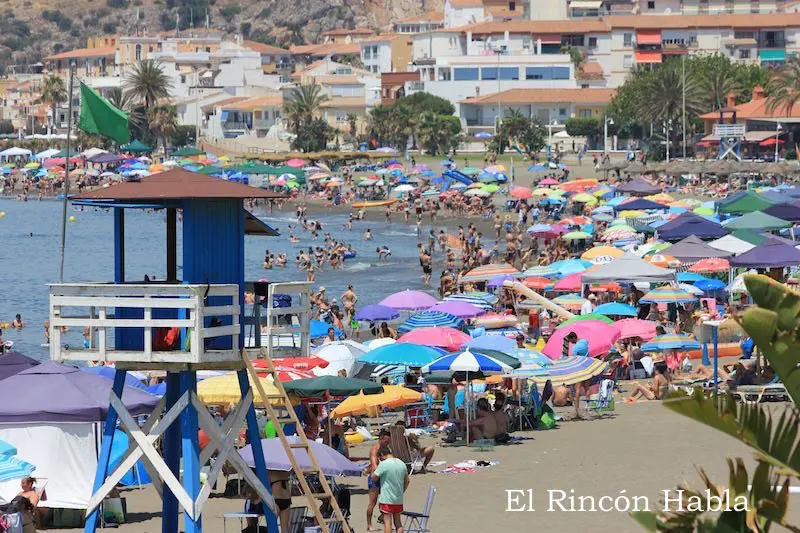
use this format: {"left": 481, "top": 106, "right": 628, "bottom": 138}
{"left": 731, "top": 383, "right": 793, "bottom": 403}
{"left": 402, "top": 485, "right": 436, "bottom": 533}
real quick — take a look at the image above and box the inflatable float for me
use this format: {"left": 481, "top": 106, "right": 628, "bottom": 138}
{"left": 685, "top": 342, "right": 743, "bottom": 360}
{"left": 343, "top": 250, "right": 357, "bottom": 259}
{"left": 351, "top": 199, "right": 397, "bottom": 208}
{"left": 475, "top": 313, "right": 518, "bottom": 329}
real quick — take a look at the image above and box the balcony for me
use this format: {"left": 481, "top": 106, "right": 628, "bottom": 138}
{"left": 223, "top": 121, "right": 250, "bottom": 131}
{"left": 49, "top": 283, "right": 240, "bottom": 365}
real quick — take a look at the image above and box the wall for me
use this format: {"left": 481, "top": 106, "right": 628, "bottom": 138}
{"left": 412, "top": 32, "right": 465, "bottom": 61}
{"left": 444, "top": 4, "right": 486, "bottom": 27}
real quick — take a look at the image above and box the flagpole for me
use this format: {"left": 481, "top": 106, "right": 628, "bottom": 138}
{"left": 58, "top": 63, "right": 76, "bottom": 282}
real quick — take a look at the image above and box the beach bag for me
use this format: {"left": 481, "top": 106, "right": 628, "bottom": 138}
{"left": 538, "top": 405, "right": 557, "bottom": 430}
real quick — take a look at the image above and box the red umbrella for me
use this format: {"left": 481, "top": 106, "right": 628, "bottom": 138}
{"left": 253, "top": 357, "right": 329, "bottom": 371}
{"left": 256, "top": 366, "right": 315, "bottom": 382}
{"left": 542, "top": 320, "right": 621, "bottom": 360}
{"left": 688, "top": 257, "right": 730, "bottom": 273}
{"left": 552, "top": 272, "right": 582, "bottom": 291}
{"left": 398, "top": 327, "right": 471, "bottom": 352}
{"left": 523, "top": 277, "right": 552, "bottom": 290}
{"left": 760, "top": 138, "right": 784, "bottom": 147}
{"left": 510, "top": 186, "right": 533, "bottom": 199}
{"left": 539, "top": 178, "right": 558, "bottom": 185}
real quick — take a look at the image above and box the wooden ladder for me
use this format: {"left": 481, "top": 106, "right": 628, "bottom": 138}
{"left": 242, "top": 348, "right": 351, "bottom": 533}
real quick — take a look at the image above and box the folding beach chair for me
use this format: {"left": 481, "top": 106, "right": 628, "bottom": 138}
{"left": 583, "top": 379, "right": 615, "bottom": 413}
{"left": 388, "top": 425, "right": 415, "bottom": 473}
{"left": 288, "top": 506, "right": 307, "bottom": 533}
{"left": 402, "top": 485, "right": 437, "bottom": 533}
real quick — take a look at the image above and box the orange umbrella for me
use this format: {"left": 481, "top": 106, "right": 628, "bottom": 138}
{"left": 523, "top": 277, "right": 552, "bottom": 290}
{"left": 560, "top": 179, "right": 598, "bottom": 192}
{"left": 688, "top": 258, "right": 730, "bottom": 273}
{"left": 645, "top": 254, "right": 682, "bottom": 268}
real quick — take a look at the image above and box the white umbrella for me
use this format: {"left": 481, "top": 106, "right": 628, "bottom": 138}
{"left": 364, "top": 338, "right": 396, "bottom": 350}
{"left": 678, "top": 283, "right": 704, "bottom": 296}
{"left": 394, "top": 184, "right": 415, "bottom": 193}
{"left": 312, "top": 340, "right": 369, "bottom": 377}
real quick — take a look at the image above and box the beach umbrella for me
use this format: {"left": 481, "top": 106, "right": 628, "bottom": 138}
{"left": 563, "top": 230, "right": 592, "bottom": 241}
{"left": 422, "top": 349, "right": 512, "bottom": 374}
{"left": 197, "top": 373, "right": 282, "bottom": 407}
{"left": 240, "top": 436, "right": 364, "bottom": 477}
{"left": 551, "top": 272, "right": 583, "bottom": 291}
{"left": 539, "top": 177, "right": 559, "bottom": 185}
{"left": 527, "top": 223, "right": 567, "bottom": 237}
{"left": 398, "top": 311, "right": 464, "bottom": 333}
{"left": 482, "top": 183, "right": 500, "bottom": 193}
{"left": 462, "top": 263, "right": 520, "bottom": 282}
{"left": 358, "top": 343, "right": 442, "bottom": 367}
{"left": 594, "top": 302, "right": 637, "bottom": 316}
{"left": 688, "top": 258, "right": 730, "bottom": 273}
{"left": 462, "top": 167, "right": 481, "bottom": 175}
{"left": 253, "top": 357, "right": 329, "bottom": 371}
{"left": 461, "top": 335, "right": 518, "bottom": 353}
{"left": 694, "top": 278, "right": 727, "bottom": 292}
{"left": 0, "top": 450, "right": 35, "bottom": 482}
{"left": 645, "top": 254, "right": 682, "bottom": 268}
{"left": 676, "top": 272, "right": 709, "bottom": 283}
{"left": 581, "top": 246, "right": 624, "bottom": 264}
{"left": 612, "top": 318, "right": 657, "bottom": 341}
{"left": 510, "top": 186, "right": 533, "bottom": 199}
{"left": 464, "top": 188, "right": 490, "bottom": 197}
{"left": 523, "top": 265, "right": 560, "bottom": 277}
{"left": 309, "top": 320, "right": 341, "bottom": 338}
{"left": 363, "top": 338, "right": 396, "bottom": 350}
{"left": 641, "top": 334, "right": 701, "bottom": 352}
{"left": 285, "top": 158, "right": 305, "bottom": 168}
{"left": 398, "top": 327, "right": 471, "bottom": 352}
{"left": 486, "top": 164, "right": 507, "bottom": 173}
{"left": 0, "top": 440, "right": 16, "bottom": 456}
{"left": 523, "top": 276, "right": 553, "bottom": 290}
{"left": 571, "top": 193, "right": 598, "bottom": 205}
{"left": 257, "top": 367, "right": 316, "bottom": 382}
{"left": 552, "top": 294, "right": 588, "bottom": 310}
{"left": 443, "top": 293, "right": 495, "bottom": 311}
{"left": 679, "top": 283, "right": 705, "bottom": 296}
{"left": 551, "top": 258, "right": 593, "bottom": 277}
{"left": 542, "top": 320, "right": 621, "bottom": 359}
{"left": 331, "top": 386, "right": 423, "bottom": 418}
{"left": 354, "top": 304, "right": 400, "bottom": 321}
{"left": 487, "top": 274, "right": 517, "bottom": 289}
{"left": 429, "top": 300, "right": 485, "bottom": 318}
{"left": 561, "top": 179, "right": 598, "bottom": 192}
{"left": 380, "top": 290, "right": 437, "bottom": 311}
{"left": 556, "top": 314, "right": 614, "bottom": 328}
{"left": 312, "top": 340, "right": 369, "bottom": 376}
{"left": 284, "top": 376, "right": 383, "bottom": 398}
{"left": 394, "top": 184, "right": 415, "bottom": 193}
{"left": 640, "top": 286, "right": 697, "bottom": 304}
{"left": 527, "top": 356, "right": 608, "bottom": 387}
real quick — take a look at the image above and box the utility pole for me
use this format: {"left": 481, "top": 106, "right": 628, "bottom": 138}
{"left": 682, "top": 54, "right": 686, "bottom": 159}
{"left": 58, "top": 62, "right": 76, "bottom": 282}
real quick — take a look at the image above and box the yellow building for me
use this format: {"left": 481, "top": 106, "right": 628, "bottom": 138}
{"left": 44, "top": 47, "right": 116, "bottom": 77}
{"left": 117, "top": 36, "right": 161, "bottom": 69}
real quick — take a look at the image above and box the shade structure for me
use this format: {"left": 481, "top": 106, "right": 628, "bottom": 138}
{"left": 257, "top": 356, "right": 329, "bottom": 371}
{"left": 0, "top": 362, "right": 159, "bottom": 423}
{"left": 284, "top": 376, "right": 383, "bottom": 398}
{"left": 330, "top": 386, "right": 423, "bottom": 418}
{"left": 528, "top": 356, "right": 608, "bottom": 386}
{"left": 196, "top": 372, "right": 281, "bottom": 407}
{"left": 556, "top": 314, "right": 614, "bottom": 328}
{"left": 309, "top": 320, "right": 341, "bottom": 338}
{"left": 615, "top": 177, "right": 660, "bottom": 196}
{"left": 461, "top": 335, "right": 518, "bottom": 353}
{"left": 614, "top": 198, "right": 669, "bottom": 211}
{"left": 358, "top": 343, "right": 442, "bottom": 367}
{"left": 461, "top": 264, "right": 521, "bottom": 282}
{"left": 523, "top": 276, "right": 553, "bottom": 290}
{"left": 657, "top": 212, "right": 729, "bottom": 242}
{"left": 379, "top": 290, "right": 437, "bottom": 311}
{"left": 259, "top": 367, "right": 315, "bottom": 382}
{"left": 640, "top": 286, "right": 697, "bottom": 304}
{"left": 486, "top": 274, "right": 518, "bottom": 289}
{"left": 312, "top": 340, "right": 368, "bottom": 376}
{"left": 677, "top": 272, "right": 709, "bottom": 282}
{"left": 510, "top": 186, "right": 533, "bottom": 199}
{"left": 764, "top": 202, "right": 800, "bottom": 222}
{"left": 120, "top": 139, "right": 153, "bottom": 153}
{"left": 612, "top": 318, "right": 657, "bottom": 340}
{"left": 694, "top": 279, "right": 726, "bottom": 292}
{"left": 718, "top": 191, "right": 778, "bottom": 214}
{"left": 730, "top": 240, "right": 800, "bottom": 268}
{"left": 581, "top": 252, "right": 675, "bottom": 284}
{"left": 542, "top": 320, "right": 621, "bottom": 360}
{"left": 428, "top": 300, "right": 485, "bottom": 318}
{"left": 172, "top": 146, "right": 204, "bottom": 157}
{"left": 724, "top": 210, "right": 792, "bottom": 231}
{"left": 645, "top": 254, "right": 682, "bottom": 268}
{"left": 397, "top": 311, "right": 464, "bottom": 333}
{"left": 397, "top": 327, "right": 471, "bottom": 352}
{"left": 240, "top": 436, "right": 364, "bottom": 477}
{"left": 593, "top": 302, "right": 637, "bottom": 316}
{"left": 551, "top": 272, "right": 584, "bottom": 291}
{"left": 688, "top": 258, "right": 731, "bottom": 273}
{"left": 354, "top": 304, "right": 399, "bottom": 321}
{"left": 88, "top": 153, "right": 126, "bottom": 164}
{"left": 80, "top": 365, "right": 151, "bottom": 391}
{"left": 421, "top": 350, "right": 512, "bottom": 374}
{"left": 0, "top": 352, "right": 39, "bottom": 381}
{"left": 442, "top": 293, "right": 495, "bottom": 311}
{"left": 662, "top": 235, "right": 733, "bottom": 261}
{"left": 563, "top": 231, "right": 592, "bottom": 241}
{"left": 707, "top": 234, "right": 757, "bottom": 255}
{"left": 641, "top": 334, "right": 702, "bottom": 352}
{"left": 580, "top": 245, "right": 624, "bottom": 264}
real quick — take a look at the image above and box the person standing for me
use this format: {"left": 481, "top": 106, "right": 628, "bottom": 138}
{"left": 371, "top": 447, "right": 410, "bottom": 533}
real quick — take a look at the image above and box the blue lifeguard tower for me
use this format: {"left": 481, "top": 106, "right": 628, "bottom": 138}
{"left": 49, "top": 168, "right": 286, "bottom": 533}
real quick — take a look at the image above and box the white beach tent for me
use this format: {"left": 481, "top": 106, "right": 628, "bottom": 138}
{"left": 581, "top": 252, "right": 676, "bottom": 284}
{"left": 81, "top": 147, "right": 108, "bottom": 159}
{"left": 0, "top": 147, "right": 32, "bottom": 160}
{"left": 707, "top": 234, "right": 757, "bottom": 255}
{"left": 34, "top": 148, "right": 60, "bottom": 160}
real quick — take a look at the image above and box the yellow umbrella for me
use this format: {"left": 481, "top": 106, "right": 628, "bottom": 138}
{"left": 616, "top": 210, "right": 646, "bottom": 218}
{"left": 24, "top": 162, "right": 39, "bottom": 169}
{"left": 331, "top": 386, "right": 422, "bottom": 418}
{"left": 571, "top": 193, "right": 598, "bottom": 204}
{"left": 533, "top": 187, "right": 552, "bottom": 196}
{"left": 218, "top": 155, "right": 231, "bottom": 162}
{"left": 197, "top": 372, "right": 283, "bottom": 407}
{"left": 581, "top": 245, "right": 624, "bottom": 261}
{"left": 645, "top": 193, "right": 674, "bottom": 203}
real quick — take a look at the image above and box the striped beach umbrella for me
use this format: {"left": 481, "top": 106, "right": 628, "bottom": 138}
{"left": 358, "top": 343, "right": 442, "bottom": 367}
{"left": 528, "top": 356, "right": 608, "bottom": 387}
{"left": 523, "top": 265, "right": 560, "bottom": 278}
{"left": 429, "top": 300, "right": 485, "bottom": 318}
{"left": 552, "top": 293, "right": 588, "bottom": 310}
{"left": 398, "top": 311, "right": 464, "bottom": 333}
{"left": 421, "top": 350, "right": 512, "bottom": 374}
{"left": 523, "top": 276, "right": 554, "bottom": 290}
{"left": 443, "top": 293, "right": 494, "bottom": 311}
{"left": 688, "top": 258, "right": 730, "bottom": 273}
{"left": 0, "top": 454, "right": 35, "bottom": 483}
{"left": 642, "top": 334, "right": 702, "bottom": 352}
{"left": 640, "top": 286, "right": 698, "bottom": 304}
{"left": 462, "top": 263, "right": 521, "bottom": 282}
{"left": 260, "top": 367, "right": 316, "bottom": 382}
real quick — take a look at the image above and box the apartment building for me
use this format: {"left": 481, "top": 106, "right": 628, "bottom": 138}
{"left": 359, "top": 34, "right": 413, "bottom": 74}
{"left": 392, "top": 12, "right": 445, "bottom": 33}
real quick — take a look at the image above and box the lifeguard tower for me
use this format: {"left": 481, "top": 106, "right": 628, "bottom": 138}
{"left": 47, "top": 168, "right": 330, "bottom": 533}
{"left": 715, "top": 106, "right": 745, "bottom": 160}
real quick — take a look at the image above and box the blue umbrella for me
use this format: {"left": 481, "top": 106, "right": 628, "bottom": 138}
{"left": 551, "top": 259, "right": 592, "bottom": 277}
{"left": 475, "top": 131, "right": 493, "bottom": 139}
{"left": 422, "top": 350, "right": 512, "bottom": 374}
{"left": 397, "top": 311, "right": 464, "bottom": 334}
{"left": 642, "top": 334, "right": 702, "bottom": 352}
{"left": 461, "top": 335, "right": 517, "bottom": 353}
{"left": 676, "top": 272, "right": 708, "bottom": 283}
{"left": 354, "top": 304, "right": 400, "bottom": 322}
{"left": 528, "top": 164, "right": 549, "bottom": 171}
{"left": 694, "top": 278, "right": 726, "bottom": 292}
{"left": 0, "top": 440, "right": 16, "bottom": 456}
{"left": 0, "top": 454, "right": 35, "bottom": 482}
{"left": 606, "top": 196, "right": 631, "bottom": 207}
{"left": 310, "top": 320, "right": 341, "bottom": 338}
{"left": 80, "top": 366, "right": 152, "bottom": 391}
{"left": 443, "top": 293, "right": 495, "bottom": 311}
{"left": 594, "top": 302, "right": 637, "bottom": 317}
{"left": 358, "top": 343, "right": 442, "bottom": 366}
{"left": 487, "top": 274, "right": 517, "bottom": 289}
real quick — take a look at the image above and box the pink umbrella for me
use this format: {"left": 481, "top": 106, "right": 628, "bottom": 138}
{"left": 539, "top": 178, "right": 558, "bottom": 185}
{"left": 510, "top": 187, "right": 533, "bottom": 199}
{"left": 379, "top": 290, "right": 437, "bottom": 311}
{"left": 398, "top": 327, "right": 471, "bottom": 352}
{"left": 551, "top": 273, "right": 582, "bottom": 291}
{"left": 542, "top": 320, "right": 621, "bottom": 360}
{"left": 286, "top": 158, "right": 305, "bottom": 168}
{"left": 428, "top": 301, "right": 485, "bottom": 318}
{"left": 611, "top": 318, "right": 657, "bottom": 341}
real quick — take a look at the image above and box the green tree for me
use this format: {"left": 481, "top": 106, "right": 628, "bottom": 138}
{"left": 767, "top": 55, "right": 800, "bottom": 115}
{"left": 124, "top": 59, "right": 172, "bottom": 111}
{"left": 368, "top": 104, "right": 410, "bottom": 149}
{"left": 292, "top": 117, "right": 333, "bottom": 152}
{"left": 106, "top": 87, "right": 145, "bottom": 137}
{"left": 347, "top": 112, "right": 357, "bottom": 138}
{"left": 395, "top": 92, "right": 455, "bottom": 116}
{"left": 37, "top": 75, "right": 67, "bottom": 133}
{"left": 284, "top": 84, "right": 329, "bottom": 127}
{"left": 170, "top": 124, "right": 196, "bottom": 148}
{"left": 560, "top": 44, "right": 585, "bottom": 71}
{"left": 417, "top": 112, "right": 461, "bottom": 155}
{"left": 491, "top": 109, "right": 545, "bottom": 156}
{"left": 148, "top": 104, "right": 178, "bottom": 153}
{"left": 0, "top": 120, "right": 13, "bottom": 134}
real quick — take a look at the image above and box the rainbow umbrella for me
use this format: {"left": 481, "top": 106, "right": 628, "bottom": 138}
{"left": 528, "top": 356, "right": 608, "bottom": 386}
{"left": 556, "top": 314, "right": 614, "bottom": 328}
{"left": 640, "top": 286, "right": 697, "bottom": 304}
{"left": 641, "top": 334, "right": 702, "bottom": 352}
{"left": 462, "top": 263, "right": 521, "bottom": 282}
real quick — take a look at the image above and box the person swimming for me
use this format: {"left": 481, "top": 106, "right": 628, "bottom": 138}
{"left": 376, "top": 246, "right": 392, "bottom": 260}
{"left": 364, "top": 228, "right": 373, "bottom": 241}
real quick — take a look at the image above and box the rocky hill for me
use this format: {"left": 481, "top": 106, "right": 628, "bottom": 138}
{"left": 0, "top": 0, "right": 441, "bottom": 71}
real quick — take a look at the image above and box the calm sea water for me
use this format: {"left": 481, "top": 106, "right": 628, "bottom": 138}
{"left": 0, "top": 198, "right": 448, "bottom": 359}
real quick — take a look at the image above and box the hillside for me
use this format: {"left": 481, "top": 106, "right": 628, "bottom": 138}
{"left": 0, "top": 0, "right": 441, "bottom": 71}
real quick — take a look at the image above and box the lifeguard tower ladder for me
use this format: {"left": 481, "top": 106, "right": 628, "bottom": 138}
{"left": 715, "top": 123, "right": 745, "bottom": 160}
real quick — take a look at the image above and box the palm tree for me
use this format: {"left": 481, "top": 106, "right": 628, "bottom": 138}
{"left": 106, "top": 87, "right": 144, "bottom": 134}
{"left": 148, "top": 104, "right": 178, "bottom": 154}
{"left": 37, "top": 75, "right": 67, "bottom": 133}
{"left": 700, "top": 69, "right": 742, "bottom": 112}
{"left": 283, "top": 84, "right": 329, "bottom": 130}
{"left": 766, "top": 56, "right": 800, "bottom": 115}
{"left": 124, "top": 60, "right": 172, "bottom": 110}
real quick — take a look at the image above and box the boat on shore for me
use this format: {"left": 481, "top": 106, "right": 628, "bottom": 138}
{"left": 351, "top": 199, "right": 396, "bottom": 208}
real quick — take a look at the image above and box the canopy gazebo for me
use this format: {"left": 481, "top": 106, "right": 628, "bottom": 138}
{"left": 657, "top": 212, "right": 729, "bottom": 242}
{"left": 662, "top": 235, "right": 733, "bottom": 262}
{"left": 120, "top": 139, "right": 153, "bottom": 153}
{"left": 581, "top": 252, "right": 676, "bottom": 284}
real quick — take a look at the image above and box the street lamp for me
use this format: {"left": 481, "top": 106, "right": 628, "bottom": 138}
{"left": 604, "top": 116, "right": 614, "bottom": 154}
{"left": 775, "top": 122, "right": 783, "bottom": 162}
{"left": 547, "top": 119, "right": 558, "bottom": 159}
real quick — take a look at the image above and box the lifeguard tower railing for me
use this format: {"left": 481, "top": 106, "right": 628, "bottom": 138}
{"left": 49, "top": 283, "right": 240, "bottom": 365}
{"left": 714, "top": 123, "right": 746, "bottom": 160}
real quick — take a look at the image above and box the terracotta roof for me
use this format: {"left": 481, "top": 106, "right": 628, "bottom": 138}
{"left": 699, "top": 88, "right": 800, "bottom": 120}
{"left": 45, "top": 46, "right": 116, "bottom": 60}
{"left": 290, "top": 43, "right": 361, "bottom": 56}
{"left": 201, "top": 96, "right": 249, "bottom": 112}
{"left": 606, "top": 12, "right": 800, "bottom": 29}
{"left": 448, "top": 0, "right": 485, "bottom": 7}
{"left": 223, "top": 95, "right": 283, "bottom": 111}
{"left": 577, "top": 61, "right": 605, "bottom": 80}
{"left": 460, "top": 88, "right": 616, "bottom": 105}
{"left": 321, "top": 96, "right": 367, "bottom": 108}
{"left": 359, "top": 33, "right": 400, "bottom": 43}
{"left": 243, "top": 40, "right": 290, "bottom": 55}
{"left": 394, "top": 10, "right": 444, "bottom": 23}
{"left": 75, "top": 168, "right": 285, "bottom": 201}
{"left": 322, "top": 28, "right": 375, "bottom": 37}
{"left": 487, "top": 6, "right": 524, "bottom": 18}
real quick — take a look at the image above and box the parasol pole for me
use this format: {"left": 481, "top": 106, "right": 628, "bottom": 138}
{"left": 465, "top": 370, "right": 470, "bottom": 445}
{"left": 58, "top": 62, "right": 76, "bottom": 282}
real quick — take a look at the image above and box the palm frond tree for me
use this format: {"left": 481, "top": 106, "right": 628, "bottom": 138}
{"left": 148, "top": 104, "right": 178, "bottom": 154}
{"left": 284, "top": 84, "right": 329, "bottom": 122}
{"left": 106, "top": 87, "right": 144, "bottom": 133}
{"left": 766, "top": 56, "right": 800, "bottom": 115}
{"left": 700, "top": 69, "right": 742, "bottom": 112}
{"left": 124, "top": 60, "right": 172, "bottom": 110}
{"left": 36, "top": 75, "right": 67, "bottom": 132}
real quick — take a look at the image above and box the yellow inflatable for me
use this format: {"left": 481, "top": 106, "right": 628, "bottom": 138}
{"left": 344, "top": 431, "right": 366, "bottom": 445}
{"left": 0, "top": 211, "right": 6, "bottom": 219}
{"left": 69, "top": 216, "right": 76, "bottom": 223}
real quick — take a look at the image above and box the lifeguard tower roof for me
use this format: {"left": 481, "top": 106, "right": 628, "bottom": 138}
{"left": 75, "top": 167, "right": 285, "bottom": 202}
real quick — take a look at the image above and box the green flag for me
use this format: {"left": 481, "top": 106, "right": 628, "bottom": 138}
{"left": 78, "top": 82, "right": 130, "bottom": 144}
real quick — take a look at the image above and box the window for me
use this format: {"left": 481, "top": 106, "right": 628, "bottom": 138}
{"left": 135, "top": 44, "right": 142, "bottom": 61}
{"left": 647, "top": 0, "right": 655, "bottom": 8}
{"left": 371, "top": 45, "right": 379, "bottom": 56}
{"left": 562, "top": 34, "right": 585, "bottom": 47}
{"left": 623, "top": 33, "right": 633, "bottom": 47}
{"left": 363, "top": 48, "right": 371, "bottom": 59}
{"left": 623, "top": 55, "right": 633, "bottom": 68}
{"left": 454, "top": 67, "right": 480, "bottom": 80}
{"left": 334, "top": 67, "right": 353, "bottom": 75}
{"left": 336, "top": 112, "right": 348, "bottom": 122}
{"left": 522, "top": 37, "right": 533, "bottom": 50}
{"left": 524, "top": 66, "right": 569, "bottom": 80}
{"left": 588, "top": 37, "right": 598, "bottom": 48}
{"left": 739, "top": 49, "right": 752, "bottom": 59}
{"left": 439, "top": 69, "right": 452, "bottom": 80}
{"left": 579, "top": 109, "right": 593, "bottom": 117}
{"left": 725, "top": 0, "right": 734, "bottom": 12}
{"left": 509, "top": 1, "right": 516, "bottom": 10}
{"left": 559, "top": 108, "right": 567, "bottom": 116}
{"left": 481, "top": 67, "right": 519, "bottom": 80}
{"left": 750, "top": 0, "right": 760, "bottom": 12}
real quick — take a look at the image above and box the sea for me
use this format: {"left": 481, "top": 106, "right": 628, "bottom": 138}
{"left": 0, "top": 197, "right": 457, "bottom": 359}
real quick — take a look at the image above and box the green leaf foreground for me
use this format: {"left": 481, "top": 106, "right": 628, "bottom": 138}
{"left": 631, "top": 274, "right": 800, "bottom": 531}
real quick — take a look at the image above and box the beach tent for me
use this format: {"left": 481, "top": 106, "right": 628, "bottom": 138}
{"left": 662, "top": 235, "right": 733, "bottom": 261}
{"left": 718, "top": 191, "right": 778, "bottom": 214}
{"left": 615, "top": 178, "right": 660, "bottom": 196}
{"left": 34, "top": 148, "right": 60, "bottom": 160}
{"left": 730, "top": 240, "right": 800, "bottom": 268}
{"left": 80, "top": 147, "right": 107, "bottom": 159}
{"left": 120, "top": 139, "right": 153, "bottom": 153}
{"left": 707, "top": 234, "right": 757, "bottom": 255}
{"left": 613, "top": 198, "right": 668, "bottom": 211}
{"left": 657, "top": 212, "right": 729, "bottom": 242}
{"left": 764, "top": 202, "right": 800, "bottom": 222}
{"left": 88, "top": 153, "right": 126, "bottom": 164}
{"left": 581, "top": 252, "right": 676, "bottom": 284}
{"left": 0, "top": 352, "right": 39, "bottom": 381}
{"left": 0, "top": 147, "right": 32, "bottom": 160}
{"left": 723, "top": 211, "right": 792, "bottom": 231}
{"left": 0, "top": 363, "right": 159, "bottom": 509}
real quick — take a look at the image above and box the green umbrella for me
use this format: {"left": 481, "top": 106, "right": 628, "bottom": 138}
{"left": 172, "top": 146, "right": 205, "bottom": 157}
{"left": 283, "top": 376, "right": 383, "bottom": 398}
{"left": 197, "top": 165, "right": 225, "bottom": 175}
{"left": 286, "top": 181, "right": 300, "bottom": 189}
{"left": 556, "top": 314, "right": 614, "bottom": 328}
{"left": 692, "top": 206, "right": 715, "bottom": 216}
{"left": 120, "top": 139, "right": 153, "bottom": 153}
{"left": 230, "top": 163, "right": 274, "bottom": 174}
{"left": 563, "top": 231, "right": 592, "bottom": 240}
{"left": 53, "top": 148, "right": 81, "bottom": 157}
{"left": 481, "top": 183, "right": 499, "bottom": 193}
